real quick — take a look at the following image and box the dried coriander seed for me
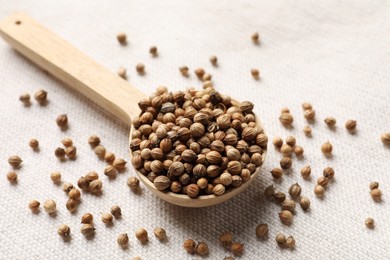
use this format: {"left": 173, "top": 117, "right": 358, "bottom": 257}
{"left": 304, "top": 109, "right": 315, "bottom": 121}
{"left": 314, "top": 185, "right": 325, "bottom": 197}
{"left": 61, "top": 137, "right": 73, "bottom": 147}
{"left": 255, "top": 224, "right": 268, "bottom": 238}
{"left": 294, "top": 146, "right": 304, "bottom": 156}
{"left": 202, "top": 73, "right": 212, "bottom": 82}
{"left": 231, "top": 242, "right": 244, "bottom": 256}
{"left": 282, "top": 199, "right": 296, "bottom": 212}
{"left": 44, "top": 199, "right": 56, "bottom": 214}
{"left": 300, "top": 165, "right": 311, "bottom": 179}
{"left": 8, "top": 155, "right": 23, "bottom": 168}
{"left": 81, "top": 213, "right": 93, "bottom": 224}
{"left": 321, "top": 141, "right": 333, "bottom": 156}
{"left": 66, "top": 199, "right": 78, "bottom": 212}
{"left": 369, "top": 182, "right": 379, "bottom": 190}
{"left": 324, "top": 117, "right": 336, "bottom": 127}
{"left": 213, "top": 184, "right": 225, "bottom": 196}
{"left": 63, "top": 182, "right": 74, "bottom": 193}
{"left": 286, "top": 136, "right": 296, "bottom": 147}
{"left": 113, "top": 158, "right": 127, "bottom": 171}
{"left": 281, "top": 107, "right": 290, "bottom": 113}
{"left": 135, "top": 228, "right": 148, "bottom": 243}
{"left": 136, "top": 63, "right": 145, "bottom": 74}
{"left": 34, "top": 89, "right": 47, "bottom": 104}
{"left": 56, "top": 114, "right": 68, "bottom": 129}
{"left": 117, "top": 33, "right": 127, "bottom": 44}
{"left": 153, "top": 227, "right": 166, "bottom": 240}
{"left": 279, "top": 210, "right": 293, "bottom": 225}
{"left": 80, "top": 224, "right": 95, "bottom": 236}
{"left": 89, "top": 179, "right": 103, "bottom": 194}
{"left": 280, "top": 144, "right": 292, "bottom": 156}
{"left": 289, "top": 183, "right": 301, "bottom": 198}
{"left": 345, "top": 120, "right": 357, "bottom": 133}
{"left": 365, "top": 218, "right": 375, "bottom": 229}
{"left": 299, "top": 196, "right": 310, "bottom": 211}
{"left": 7, "top": 171, "right": 17, "bottom": 183}
{"left": 68, "top": 188, "right": 81, "bottom": 200}
{"left": 88, "top": 135, "right": 100, "bottom": 147}
{"left": 251, "top": 69, "right": 260, "bottom": 80}
{"left": 29, "top": 138, "right": 39, "bottom": 150}
{"left": 194, "top": 68, "right": 205, "bottom": 79}
{"left": 279, "top": 112, "right": 294, "bottom": 127}
{"left": 19, "top": 93, "right": 31, "bottom": 105}
{"left": 110, "top": 205, "right": 122, "bottom": 218}
{"left": 274, "top": 191, "right": 286, "bottom": 203}
{"left": 285, "top": 236, "right": 295, "bottom": 249}
{"left": 275, "top": 233, "right": 286, "bottom": 247}
{"left": 94, "top": 145, "right": 106, "bottom": 159}
{"left": 317, "top": 176, "right": 329, "bottom": 187}
{"left": 101, "top": 212, "right": 113, "bottom": 224}
{"left": 323, "top": 167, "right": 335, "bottom": 179}
{"left": 210, "top": 55, "right": 218, "bottom": 66}
{"left": 381, "top": 133, "right": 390, "bottom": 145}
{"left": 251, "top": 32, "right": 259, "bottom": 44}
{"left": 370, "top": 189, "right": 382, "bottom": 202}
{"left": 271, "top": 167, "right": 283, "bottom": 179}
{"left": 65, "top": 146, "right": 77, "bottom": 159}
{"left": 117, "top": 67, "right": 127, "bottom": 79}
{"left": 154, "top": 176, "right": 170, "bottom": 191}
{"left": 57, "top": 224, "right": 71, "bottom": 237}
{"left": 179, "top": 66, "right": 189, "bottom": 77}
{"left": 219, "top": 231, "right": 233, "bottom": 248}
{"left": 149, "top": 46, "right": 158, "bottom": 56}
{"left": 303, "top": 125, "right": 312, "bottom": 136}
{"left": 117, "top": 233, "right": 129, "bottom": 247}
{"left": 196, "top": 241, "right": 209, "bottom": 255}
{"left": 55, "top": 147, "right": 66, "bottom": 159}
{"left": 264, "top": 185, "right": 275, "bottom": 200}
{"left": 127, "top": 176, "right": 140, "bottom": 190}
{"left": 302, "top": 102, "right": 312, "bottom": 110}
{"left": 272, "top": 137, "right": 283, "bottom": 148}
{"left": 28, "top": 199, "right": 40, "bottom": 212}
{"left": 280, "top": 157, "right": 292, "bottom": 169}
{"left": 183, "top": 239, "right": 196, "bottom": 254}
{"left": 104, "top": 165, "right": 117, "bottom": 178}
{"left": 223, "top": 257, "right": 235, "bottom": 260}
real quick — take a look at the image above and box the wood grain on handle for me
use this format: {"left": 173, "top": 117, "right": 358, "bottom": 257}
{"left": 0, "top": 13, "right": 146, "bottom": 126}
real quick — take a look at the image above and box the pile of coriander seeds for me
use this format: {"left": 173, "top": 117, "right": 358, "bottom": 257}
{"left": 130, "top": 86, "right": 267, "bottom": 197}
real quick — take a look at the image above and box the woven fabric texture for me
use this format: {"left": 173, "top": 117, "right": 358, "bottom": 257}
{"left": 1, "top": 0, "right": 390, "bottom": 259}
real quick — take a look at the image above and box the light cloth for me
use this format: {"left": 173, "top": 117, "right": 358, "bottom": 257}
{"left": 0, "top": 0, "right": 390, "bottom": 259}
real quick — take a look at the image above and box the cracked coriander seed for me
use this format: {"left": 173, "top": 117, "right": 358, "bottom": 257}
{"left": 231, "top": 242, "right": 244, "bottom": 256}
{"left": 55, "top": 147, "right": 66, "bottom": 159}
{"left": 251, "top": 69, "right": 260, "bottom": 80}
{"left": 34, "top": 89, "right": 47, "bottom": 104}
{"left": 117, "top": 33, "right": 127, "bottom": 44}
{"left": 183, "top": 239, "right": 196, "bottom": 254}
{"left": 324, "top": 117, "right": 336, "bottom": 127}
{"left": 117, "top": 233, "right": 129, "bottom": 247}
{"left": 149, "top": 46, "right": 158, "bottom": 56}
{"left": 19, "top": 93, "right": 30, "bottom": 105}
{"left": 255, "top": 224, "right": 268, "bottom": 238}
{"left": 289, "top": 183, "right": 301, "bottom": 198}
{"left": 381, "top": 133, "right": 390, "bottom": 145}
{"left": 28, "top": 199, "right": 40, "bottom": 212}
{"left": 365, "top": 218, "right": 375, "bottom": 229}
{"left": 321, "top": 141, "right": 333, "bottom": 156}
{"left": 275, "top": 233, "right": 286, "bottom": 247}
{"left": 8, "top": 155, "right": 22, "bottom": 168}
{"left": 314, "top": 185, "right": 325, "bottom": 197}
{"left": 110, "top": 205, "right": 122, "bottom": 218}
{"left": 370, "top": 189, "right": 382, "bottom": 202}
{"left": 323, "top": 167, "right": 335, "bottom": 179}
{"left": 285, "top": 236, "right": 295, "bottom": 249}
{"left": 301, "top": 165, "right": 311, "bottom": 179}
{"left": 44, "top": 199, "right": 56, "bottom": 214}
{"left": 56, "top": 114, "right": 68, "bottom": 129}
{"left": 135, "top": 228, "right": 148, "bottom": 243}
{"left": 7, "top": 171, "right": 17, "bottom": 183}
{"left": 272, "top": 136, "right": 283, "bottom": 148}
{"left": 299, "top": 196, "right": 310, "bottom": 211}
{"left": 271, "top": 168, "right": 283, "bottom": 179}
{"left": 210, "top": 55, "right": 218, "bottom": 66}
{"left": 345, "top": 120, "right": 357, "bottom": 133}
{"left": 57, "top": 224, "right": 70, "bottom": 237}
{"left": 88, "top": 135, "right": 100, "bottom": 147}
{"left": 219, "top": 231, "right": 233, "bottom": 248}
{"left": 29, "top": 138, "right": 39, "bottom": 149}
{"left": 153, "top": 227, "right": 166, "bottom": 240}
{"left": 81, "top": 213, "right": 93, "bottom": 224}
{"left": 81, "top": 224, "right": 95, "bottom": 236}
{"left": 279, "top": 210, "right": 293, "bottom": 225}
{"left": 196, "top": 242, "right": 209, "bottom": 255}
{"left": 369, "top": 182, "right": 379, "bottom": 190}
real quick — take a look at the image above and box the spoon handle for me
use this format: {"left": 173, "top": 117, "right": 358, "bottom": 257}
{"left": 0, "top": 13, "right": 146, "bottom": 126}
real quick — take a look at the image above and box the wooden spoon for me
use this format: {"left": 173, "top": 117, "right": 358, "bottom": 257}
{"left": 0, "top": 13, "right": 267, "bottom": 207}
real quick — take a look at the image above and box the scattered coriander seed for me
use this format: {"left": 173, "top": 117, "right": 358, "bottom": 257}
{"left": 44, "top": 199, "right": 56, "bottom": 214}
{"left": 55, "top": 147, "right": 66, "bottom": 159}
{"left": 61, "top": 137, "right": 73, "bottom": 147}
{"left": 271, "top": 168, "right": 283, "bottom": 179}
{"left": 104, "top": 152, "right": 115, "bottom": 164}
{"left": 299, "top": 196, "right": 310, "bottom": 211}
{"left": 127, "top": 176, "right": 140, "bottom": 191}
{"left": 136, "top": 63, "right": 145, "bottom": 74}
{"left": 231, "top": 242, "right": 244, "bottom": 256}
{"left": 81, "top": 213, "right": 93, "bottom": 224}
{"left": 104, "top": 165, "right": 117, "bottom": 178}
{"left": 179, "top": 66, "right": 189, "bottom": 77}
{"left": 264, "top": 185, "right": 275, "bottom": 200}
{"left": 113, "top": 158, "right": 127, "bottom": 171}
{"left": 196, "top": 242, "right": 209, "bottom": 256}
{"left": 8, "top": 155, "right": 23, "bottom": 168}
{"left": 323, "top": 167, "right": 335, "bottom": 179}
{"left": 183, "top": 239, "right": 196, "bottom": 254}
{"left": 57, "top": 224, "right": 71, "bottom": 237}
{"left": 279, "top": 210, "right": 293, "bottom": 225}
{"left": 88, "top": 135, "right": 100, "bottom": 147}
{"left": 275, "top": 233, "right": 286, "bottom": 247}
{"left": 29, "top": 138, "right": 39, "bottom": 150}
{"left": 281, "top": 108, "right": 290, "bottom": 113}
{"left": 19, "top": 93, "right": 30, "bottom": 105}
{"left": 68, "top": 188, "right": 81, "bottom": 200}
{"left": 28, "top": 199, "right": 40, "bottom": 212}
{"left": 117, "top": 233, "right": 129, "bottom": 247}
{"left": 365, "top": 218, "right": 375, "bottom": 229}
{"left": 7, "top": 171, "right": 17, "bottom": 183}
{"left": 274, "top": 191, "right": 286, "bottom": 203}
{"left": 300, "top": 165, "right": 311, "bottom": 179}
{"left": 117, "top": 32, "right": 127, "bottom": 44}
{"left": 294, "top": 146, "right": 304, "bottom": 157}
{"left": 63, "top": 182, "right": 74, "bottom": 193}
{"left": 89, "top": 179, "right": 103, "bottom": 194}
{"left": 280, "top": 144, "right": 292, "bottom": 156}
{"left": 133, "top": 257, "right": 142, "bottom": 260}
{"left": 255, "top": 223, "right": 268, "bottom": 238}
{"left": 66, "top": 199, "right": 78, "bottom": 212}
{"left": 282, "top": 199, "right": 296, "bottom": 212}
{"left": 285, "top": 236, "right": 295, "bottom": 249}
{"left": 56, "top": 114, "right": 68, "bottom": 129}
{"left": 78, "top": 176, "right": 89, "bottom": 190}
{"left": 321, "top": 141, "right": 333, "bottom": 156}
{"left": 251, "top": 69, "right": 260, "bottom": 80}
{"left": 369, "top": 182, "right": 379, "bottom": 190}
{"left": 65, "top": 146, "right": 77, "bottom": 160}
{"left": 324, "top": 117, "right": 336, "bottom": 127}
{"left": 202, "top": 73, "right": 212, "bottom": 82}
{"left": 101, "top": 212, "right": 113, "bottom": 224}
{"left": 251, "top": 32, "right": 259, "bottom": 44}
{"left": 94, "top": 145, "right": 106, "bottom": 159}
{"left": 117, "top": 67, "right": 127, "bottom": 79}
{"left": 219, "top": 231, "right": 233, "bottom": 248}
{"left": 286, "top": 136, "right": 296, "bottom": 147}
{"left": 317, "top": 176, "right": 329, "bottom": 187}
{"left": 381, "top": 133, "right": 390, "bottom": 145}
{"left": 304, "top": 109, "right": 315, "bottom": 121}
{"left": 289, "top": 183, "right": 301, "bottom": 198}
{"left": 80, "top": 224, "right": 95, "bottom": 236}
{"left": 194, "top": 68, "right": 205, "bottom": 79}
{"left": 345, "top": 120, "right": 357, "bottom": 133}
{"left": 110, "top": 205, "right": 122, "bottom": 218}
{"left": 302, "top": 102, "right": 312, "bottom": 110}
{"left": 314, "top": 185, "right": 325, "bottom": 197}
{"left": 280, "top": 157, "right": 292, "bottom": 169}
{"left": 210, "top": 55, "right": 218, "bottom": 66}
{"left": 303, "top": 125, "right": 312, "bottom": 136}
{"left": 34, "top": 89, "right": 47, "bottom": 104}
{"left": 153, "top": 227, "right": 166, "bottom": 240}
{"left": 223, "top": 257, "right": 235, "bottom": 260}
{"left": 272, "top": 137, "right": 283, "bottom": 148}
{"left": 370, "top": 188, "right": 382, "bottom": 202}
{"left": 135, "top": 228, "right": 148, "bottom": 243}
{"left": 279, "top": 112, "right": 294, "bottom": 127}
{"left": 85, "top": 171, "right": 99, "bottom": 182}
{"left": 149, "top": 46, "right": 158, "bottom": 56}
